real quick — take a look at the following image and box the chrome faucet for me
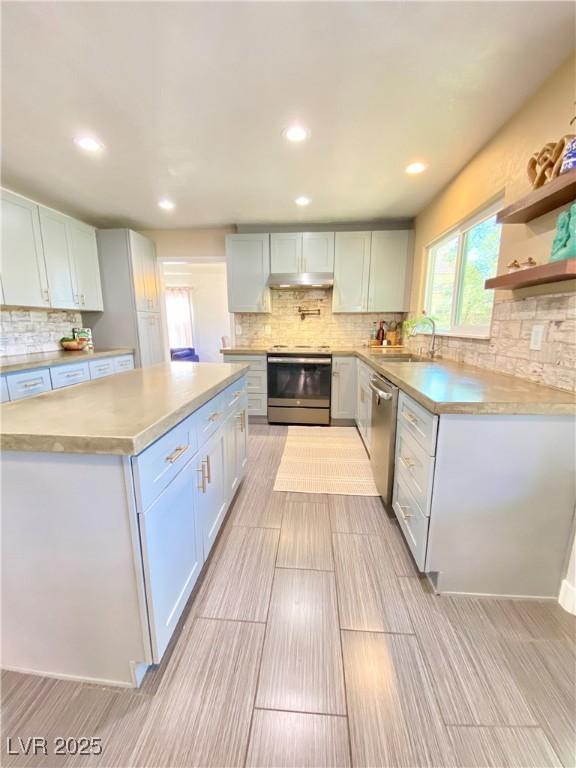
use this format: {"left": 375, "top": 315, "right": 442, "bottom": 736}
{"left": 410, "top": 314, "right": 438, "bottom": 359}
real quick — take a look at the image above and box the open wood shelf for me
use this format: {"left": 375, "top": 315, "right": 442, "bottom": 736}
{"left": 497, "top": 169, "right": 576, "bottom": 224}
{"left": 485, "top": 259, "right": 576, "bottom": 290}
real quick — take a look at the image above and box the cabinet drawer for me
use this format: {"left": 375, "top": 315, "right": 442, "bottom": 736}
{"left": 398, "top": 391, "right": 438, "bottom": 456}
{"left": 247, "top": 393, "right": 267, "bottom": 416}
{"left": 50, "top": 362, "right": 90, "bottom": 389}
{"left": 392, "top": 464, "right": 429, "bottom": 570}
{"left": 222, "top": 377, "right": 247, "bottom": 414}
{"left": 133, "top": 416, "right": 196, "bottom": 512}
{"left": 246, "top": 370, "right": 267, "bottom": 394}
{"left": 395, "top": 424, "right": 435, "bottom": 516}
{"left": 1, "top": 376, "right": 9, "bottom": 403}
{"left": 112, "top": 354, "right": 135, "bottom": 373}
{"left": 89, "top": 358, "right": 115, "bottom": 380}
{"left": 223, "top": 354, "right": 266, "bottom": 372}
{"left": 6, "top": 368, "right": 51, "bottom": 401}
{"left": 195, "top": 393, "right": 225, "bottom": 446}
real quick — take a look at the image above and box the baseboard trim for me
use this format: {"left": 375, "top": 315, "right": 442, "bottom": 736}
{"left": 559, "top": 578, "right": 576, "bottom": 615}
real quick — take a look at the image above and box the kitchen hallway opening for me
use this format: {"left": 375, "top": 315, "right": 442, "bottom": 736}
{"left": 162, "top": 261, "right": 233, "bottom": 363}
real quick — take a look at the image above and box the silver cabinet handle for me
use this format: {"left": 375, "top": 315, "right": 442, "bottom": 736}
{"left": 197, "top": 462, "right": 207, "bottom": 493}
{"left": 42, "top": 289, "right": 50, "bottom": 304}
{"left": 368, "top": 381, "right": 393, "bottom": 400}
{"left": 73, "top": 293, "right": 80, "bottom": 306}
{"left": 65, "top": 371, "right": 83, "bottom": 378}
{"left": 398, "top": 503, "right": 413, "bottom": 520}
{"left": 208, "top": 411, "right": 221, "bottom": 422}
{"left": 22, "top": 379, "right": 45, "bottom": 389}
{"left": 332, "top": 371, "right": 339, "bottom": 376}
{"left": 401, "top": 456, "right": 415, "bottom": 469}
{"left": 80, "top": 294, "right": 85, "bottom": 306}
{"left": 404, "top": 411, "right": 418, "bottom": 425}
{"left": 205, "top": 454, "right": 211, "bottom": 483}
{"left": 165, "top": 445, "right": 188, "bottom": 464}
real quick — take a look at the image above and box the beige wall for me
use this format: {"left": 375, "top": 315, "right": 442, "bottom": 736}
{"left": 406, "top": 55, "right": 576, "bottom": 392}
{"left": 141, "top": 227, "right": 234, "bottom": 261}
{"left": 410, "top": 54, "right": 575, "bottom": 309}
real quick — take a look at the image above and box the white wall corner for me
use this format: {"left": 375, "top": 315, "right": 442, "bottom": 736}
{"left": 559, "top": 529, "right": 576, "bottom": 615}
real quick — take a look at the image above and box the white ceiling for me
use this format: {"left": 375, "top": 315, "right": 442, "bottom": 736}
{"left": 2, "top": 2, "right": 574, "bottom": 229}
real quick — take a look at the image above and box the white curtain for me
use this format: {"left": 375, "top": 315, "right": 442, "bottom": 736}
{"left": 165, "top": 287, "right": 194, "bottom": 348}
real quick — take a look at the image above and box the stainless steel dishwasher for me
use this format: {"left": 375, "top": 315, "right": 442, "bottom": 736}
{"left": 369, "top": 373, "right": 399, "bottom": 508}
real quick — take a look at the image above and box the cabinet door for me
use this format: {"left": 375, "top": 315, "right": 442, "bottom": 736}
{"left": 129, "top": 231, "right": 153, "bottom": 312}
{"left": 331, "top": 356, "right": 357, "bottom": 419}
{"left": 139, "top": 235, "right": 160, "bottom": 311}
{"left": 368, "top": 230, "right": 412, "bottom": 312}
{"left": 39, "top": 208, "right": 77, "bottom": 310}
{"left": 224, "top": 412, "right": 240, "bottom": 503}
{"left": 270, "top": 233, "right": 302, "bottom": 273}
{"left": 1, "top": 190, "right": 49, "bottom": 308}
{"left": 236, "top": 401, "right": 248, "bottom": 479}
{"left": 69, "top": 221, "right": 103, "bottom": 311}
{"left": 196, "top": 430, "right": 226, "bottom": 558}
{"left": 225, "top": 234, "right": 271, "bottom": 312}
{"left": 138, "top": 461, "right": 202, "bottom": 661}
{"left": 332, "top": 232, "right": 371, "bottom": 312}
{"left": 302, "top": 232, "right": 335, "bottom": 272}
{"left": 137, "top": 312, "right": 164, "bottom": 367}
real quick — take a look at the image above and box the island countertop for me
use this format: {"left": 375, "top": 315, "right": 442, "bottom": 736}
{"left": 0, "top": 347, "right": 135, "bottom": 373}
{"left": 1, "top": 362, "right": 250, "bottom": 455}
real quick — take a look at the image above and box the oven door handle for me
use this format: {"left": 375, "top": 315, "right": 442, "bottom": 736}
{"left": 268, "top": 357, "right": 332, "bottom": 364}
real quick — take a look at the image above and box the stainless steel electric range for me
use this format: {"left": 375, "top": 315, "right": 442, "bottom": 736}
{"left": 267, "top": 345, "right": 332, "bottom": 425}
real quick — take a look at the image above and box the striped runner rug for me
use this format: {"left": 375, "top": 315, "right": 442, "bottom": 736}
{"left": 273, "top": 426, "right": 379, "bottom": 496}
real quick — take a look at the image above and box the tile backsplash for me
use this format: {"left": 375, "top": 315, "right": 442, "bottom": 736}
{"left": 234, "top": 288, "right": 404, "bottom": 348}
{"left": 405, "top": 291, "right": 576, "bottom": 392}
{"left": 0, "top": 308, "right": 82, "bottom": 357}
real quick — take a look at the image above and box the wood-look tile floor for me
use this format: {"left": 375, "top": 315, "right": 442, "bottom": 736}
{"left": 2, "top": 424, "right": 575, "bottom": 768}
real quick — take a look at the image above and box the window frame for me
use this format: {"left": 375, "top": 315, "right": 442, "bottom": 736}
{"left": 424, "top": 198, "right": 503, "bottom": 339}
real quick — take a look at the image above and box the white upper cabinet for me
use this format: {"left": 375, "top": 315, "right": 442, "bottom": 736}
{"left": 137, "top": 312, "right": 165, "bottom": 367}
{"left": 270, "top": 233, "right": 302, "bottom": 273}
{"left": 68, "top": 220, "right": 103, "bottom": 311}
{"left": 332, "top": 231, "right": 371, "bottom": 313}
{"left": 226, "top": 234, "right": 271, "bottom": 313}
{"left": 368, "top": 230, "right": 412, "bottom": 312}
{"left": 1, "top": 190, "right": 50, "bottom": 308}
{"left": 302, "top": 232, "right": 335, "bottom": 272}
{"left": 270, "top": 232, "right": 335, "bottom": 274}
{"left": 1, "top": 189, "right": 103, "bottom": 311}
{"left": 130, "top": 231, "right": 159, "bottom": 312}
{"left": 39, "top": 208, "right": 76, "bottom": 310}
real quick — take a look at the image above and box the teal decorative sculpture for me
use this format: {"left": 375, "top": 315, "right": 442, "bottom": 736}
{"left": 550, "top": 204, "right": 576, "bottom": 262}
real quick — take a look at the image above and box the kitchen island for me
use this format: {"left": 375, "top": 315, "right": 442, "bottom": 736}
{"left": 1, "top": 362, "right": 250, "bottom": 687}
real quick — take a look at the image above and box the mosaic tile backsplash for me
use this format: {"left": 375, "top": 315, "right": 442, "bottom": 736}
{"left": 0, "top": 308, "right": 83, "bottom": 357}
{"left": 405, "top": 291, "right": 576, "bottom": 392}
{"left": 234, "top": 288, "right": 405, "bottom": 348}
{"left": 235, "top": 288, "right": 575, "bottom": 393}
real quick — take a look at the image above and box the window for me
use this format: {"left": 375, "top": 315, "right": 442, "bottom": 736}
{"left": 165, "top": 287, "right": 194, "bottom": 349}
{"left": 424, "top": 200, "right": 502, "bottom": 336}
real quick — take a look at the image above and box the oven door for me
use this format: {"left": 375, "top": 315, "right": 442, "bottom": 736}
{"left": 267, "top": 357, "right": 332, "bottom": 407}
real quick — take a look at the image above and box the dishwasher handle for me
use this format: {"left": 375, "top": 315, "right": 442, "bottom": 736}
{"left": 369, "top": 380, "right": 393, "bottom": 401}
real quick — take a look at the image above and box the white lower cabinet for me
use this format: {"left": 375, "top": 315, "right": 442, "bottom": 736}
{"left": 331, "top": 356, "right": 357, "bottom": 420}
{"left": 137, "top": 312, "right": 165, "bottom": 367}
{"left": 196, "top": 429, "right": 227, "bottom": 558}
{"left": 138, "top": 459, "right": 202, "bottom": 661}
{"left": 133, "top": 375, "right": 248, "bottom": 663}
{"left": 222, "top": 354, "right": 267, "bottom": 416}
{"left": 392, "top": 463, "right": 429, "bottom": 570}
{"left": 355, "top": 361, "right": 373, "bottom": 452}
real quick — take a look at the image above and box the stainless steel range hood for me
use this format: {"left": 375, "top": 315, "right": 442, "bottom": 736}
{"left": 267, "top": 272, "right": 333, "bottom": 289}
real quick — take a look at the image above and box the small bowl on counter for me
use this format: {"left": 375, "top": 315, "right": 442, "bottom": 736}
{"left": 60, "top": 339, "right": 88, "bottom": 351}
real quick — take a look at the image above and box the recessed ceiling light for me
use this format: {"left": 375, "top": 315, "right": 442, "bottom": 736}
{"left": 284, "top": 124, "right": 310, "bottom": 143}
{"left": 158, "top": 198, "right": 175, "bottom": 210}
{"left": 74, "top": 135, "right": 104, "bottom": 152}
{"left": 405, "top": 161, "right": 428, "bottom": 175}
{"left": 294, "top": 196, "right": 311, "bottom": 206}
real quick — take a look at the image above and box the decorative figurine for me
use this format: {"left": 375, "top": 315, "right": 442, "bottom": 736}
{"left": 527, "top": 134, "right": 575, "bottom": 188}
{"left": 550, "top": 204, "right": 576, "bottom": 262}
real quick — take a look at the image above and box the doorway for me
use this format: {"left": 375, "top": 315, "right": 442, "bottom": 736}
{"left": 161, "top": 262, "right": 232, "bottom": 362}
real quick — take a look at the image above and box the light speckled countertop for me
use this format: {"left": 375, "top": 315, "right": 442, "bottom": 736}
{"left": 1, "top": 362, "right": 249, "bottom": 455}
{"left": 0, "top": 348, "right": 134, "bottom": 373}
{"left": 221, "top": 347, "right": 576, "bottom": 415}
